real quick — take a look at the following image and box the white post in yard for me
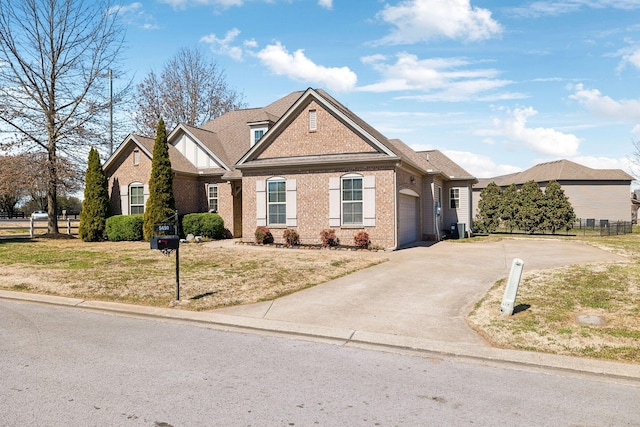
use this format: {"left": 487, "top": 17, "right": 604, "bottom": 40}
{"left": 500, "top": 258, "right": 525, "bottom": 316}
{"left": 30, "top": 218, "right": 34, "bottom": 238}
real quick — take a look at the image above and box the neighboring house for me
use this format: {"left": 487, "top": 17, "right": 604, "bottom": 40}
{"left": 105, "top": 88, "right": 476, "bottom": 248}
{"left": 473, "top": 159, "right": 634, "bottom": 222}
{"left": 631, "top": 189, "right": 640, "bottom": 224}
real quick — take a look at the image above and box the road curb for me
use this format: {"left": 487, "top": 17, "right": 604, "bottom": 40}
{"left": 2, "top": 289, "right": 639, "bottom": 383}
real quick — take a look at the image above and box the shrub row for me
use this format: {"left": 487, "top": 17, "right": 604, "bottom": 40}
{"left": 255, "top": 227, "right": 370, "bottom": 249}
{"left": 104, "top": 212, "right": 226, "bottom": 241}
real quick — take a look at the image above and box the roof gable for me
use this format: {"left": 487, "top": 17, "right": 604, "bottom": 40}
{"left": 104, "top": 134, "right": 153, "bottom": 174}
{"left": 237, "top": 88, "right": 397, "bottom": 166}
{"left": 169, "top": 124, "right": 229, "bottom": 171}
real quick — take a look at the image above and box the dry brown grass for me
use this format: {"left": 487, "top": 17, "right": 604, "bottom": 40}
{"left": 0, "top": 238, "right": 387, "bottom": 311}
{"left": 467, "top": 232, "right": 640, "bottom": 363}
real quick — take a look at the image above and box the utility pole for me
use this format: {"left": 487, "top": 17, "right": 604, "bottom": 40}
{"left": 108, "top": 69, "right": 113, "bottom": 155}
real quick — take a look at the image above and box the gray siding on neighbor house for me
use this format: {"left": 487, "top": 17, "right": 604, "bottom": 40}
{"left": 553, "top": 181, "right": 631, "bottom": 221}
{"left": 472, "top": 180, "right": 631, "bottom": 223}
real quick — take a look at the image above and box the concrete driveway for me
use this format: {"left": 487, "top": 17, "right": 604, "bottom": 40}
{"left": 214, "top": 238, "right": 627, "bottom": 346}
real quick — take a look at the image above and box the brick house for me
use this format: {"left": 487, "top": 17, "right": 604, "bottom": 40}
{"left": 104, "top": 88, "right": 476, "bottom": 248}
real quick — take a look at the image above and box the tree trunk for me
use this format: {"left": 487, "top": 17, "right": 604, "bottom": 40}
{"left": 47, "top": 142, "right": 59, "bottom": 234}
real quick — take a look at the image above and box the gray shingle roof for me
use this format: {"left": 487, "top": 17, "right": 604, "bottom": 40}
{"left": 475, "top": 159, "right": 633, "bottom": 189}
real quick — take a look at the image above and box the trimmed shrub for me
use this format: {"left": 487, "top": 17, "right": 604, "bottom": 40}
{"left": 353, "top": 230, "right": 370, "bottom": 249}
{"left": 282, "top": 229, "right": 300, "bottom": 247}
{"left": 182, "top": 213, "right": 225, "bottom": 239}
{"left": 79, "top": 147, "right": 110, "bottom": 242}
{"left": 255, "top": 226, "right": 274, "bottom": 244}
{"left": 105, "top": 215, "right": 144, "bottom": 241}
{"left": 320, "top": 228, "right": 338, "bottom": 248}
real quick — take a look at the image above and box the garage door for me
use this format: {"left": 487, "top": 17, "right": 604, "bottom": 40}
{"left": 399, "top": 194, "right": 420, "bottom": 246}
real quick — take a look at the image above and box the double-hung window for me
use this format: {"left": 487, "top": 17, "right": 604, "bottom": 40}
{"left": 267, "top": 180, "right": 286, "bottom": 225}
{"left": 342, "top": 175, "right": 363, "bottom": 225}
{"left": 208, "top": 184, "right": 218, "bottom": 212}
{"left": 130, "top": 184, "right": 145, "bottom": 214}
{"left": 450, "top": 188, "right": 460, "bottom": 209}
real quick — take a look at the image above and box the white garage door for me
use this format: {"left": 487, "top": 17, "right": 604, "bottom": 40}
{"left": 399, "top": 194, "right": 420, "bottom": 246}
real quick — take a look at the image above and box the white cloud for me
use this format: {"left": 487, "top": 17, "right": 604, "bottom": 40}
{"left": 159, "top": 0, "right": 243, "bottom": 9}
{"left": 616, "top": 46, "right": 640, "bottom": 72}
{"left": 200, "top": 28, "right": 245, "bottom": 61}
{"left": 318, "top": 0, "right": 333, "bottom": 9}
{"left": 509, "top": 0, "right": 640, "bottom": 18}
{"left": 569, "top": 83, "right": 640, "bottom": 122}
{"left": 441, "top": 150, "right": 521, "bottom": 178}
{"left": 570, "top": 155, "right": 634, "bottom": 173}
{"left": 375, "top": 0, "right": 502, "bottom": 45}
{"left": 481, "top": 107, "right": 582, "bottom": 157}
{"left": 256, "top": 42, "right": 357, "bottom": 92}
{"left": 108, "top": 2, "right": 159, "bottom": 30}
{"left": 358, "top": 52, "right": 525, "bottom": 101}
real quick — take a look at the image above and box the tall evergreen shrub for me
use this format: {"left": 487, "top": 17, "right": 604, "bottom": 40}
{"left": 516, "top": 180, "right": 545, "bottom": 233}
{"left": 544, "top": 180, "right": 576, "bottom": 234}
{"left": 475, "top": 182, "right": 502, "bottom": 233}
{"left": 79, "top": 147, "right": 110, "bottom": 241}
{"left": 143, "top": 118, "right": 176, "bottom": 240}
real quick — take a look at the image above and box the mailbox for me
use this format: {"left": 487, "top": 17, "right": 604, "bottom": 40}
{"left": 151, "top": 235, "right": 180, "bottom": 250}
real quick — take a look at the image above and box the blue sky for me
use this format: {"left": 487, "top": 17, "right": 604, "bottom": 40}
{"left": 112, "top": 0, "right": 640, "bottom": 180}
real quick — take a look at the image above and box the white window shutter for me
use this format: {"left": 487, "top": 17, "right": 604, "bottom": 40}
{"left": 120, "top": 185, "right": 129, "bottom": 215}
{"left": 143, "top": 184, "right": 150, "bottom": 207}
{"left": 363, "top": 175, "right": 376, "bottom": 226}
{"left": 256, "top": 180, "right": 267, "bottom": 226}
{"left": 286, "top": 179, "right": 297, "bottom": 227}
{"left": 329, "top": 177, "right": 341, "bottom": 227}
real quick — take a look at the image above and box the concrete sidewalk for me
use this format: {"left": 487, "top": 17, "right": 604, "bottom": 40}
{"left": 1, "top": 238, "right": 639, "bottom": 381}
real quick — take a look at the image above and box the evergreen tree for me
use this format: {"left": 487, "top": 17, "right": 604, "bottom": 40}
{"left": 544, "top": 180, "right": 576, "bottom": 234}
{"left": 516, "top": 180, "right": 545, "bottom": 233}
{"left": 476, "top": 182, "right": 502, "bottom": 233}
{"left": 79, "top": 148, "right": 110, "bottom": 242}
{"left": 500, "top": 184, "right": 519, "bottom": 233}
{"left": 143, "top": 118, "right": 175, "bottom": 240}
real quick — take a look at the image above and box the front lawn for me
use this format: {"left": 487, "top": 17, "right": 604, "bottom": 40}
{"left": 0, "top": 238, "right": 387, "bottom": 311}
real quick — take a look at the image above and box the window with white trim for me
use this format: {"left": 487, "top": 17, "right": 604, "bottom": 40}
{"left": 254, "top": 129, "right": 264, "bottom": 143}
{"left": 450, "top": 188, "right": 460, "bottom": 209}
{"left": 342, "top": 175, "right": 363, "bottom": 225}
{"left": 133, "top": 149, "right": 140, "bottom": 166}
{"left": 267, "top": 179, "right": 286, "bottom": 225}
{"left": 208, "top": 184, "right": 218, "bottom": 212}
{"left": 130, "top": 184, "right": 144, "bottom": 214}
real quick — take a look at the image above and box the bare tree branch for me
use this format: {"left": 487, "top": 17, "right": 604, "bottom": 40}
{"left": 133, "top": 47, "right": 246, "bottom": 137}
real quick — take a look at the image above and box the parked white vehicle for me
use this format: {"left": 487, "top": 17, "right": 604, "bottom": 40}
{"left": 31, "top": 210, "right": 48, "bottom": 220}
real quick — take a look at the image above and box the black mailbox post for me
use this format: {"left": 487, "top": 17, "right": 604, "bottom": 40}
{"left": 150, "top": 212, "right": 181, "bottom": 301}
{"left": 150, "top": 235, "right": 180, "bottom": 250}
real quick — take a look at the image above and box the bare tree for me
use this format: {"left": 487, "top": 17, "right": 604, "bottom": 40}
{"left": 0, "top": 0, "right": 126, "bottom": 233}
{"left": 134, "top": 47, "right": 246, "bottom": 137}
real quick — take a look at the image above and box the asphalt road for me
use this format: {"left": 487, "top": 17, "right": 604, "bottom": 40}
{"left": 2, "top": 300, "right": 639, "bottom": 426}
